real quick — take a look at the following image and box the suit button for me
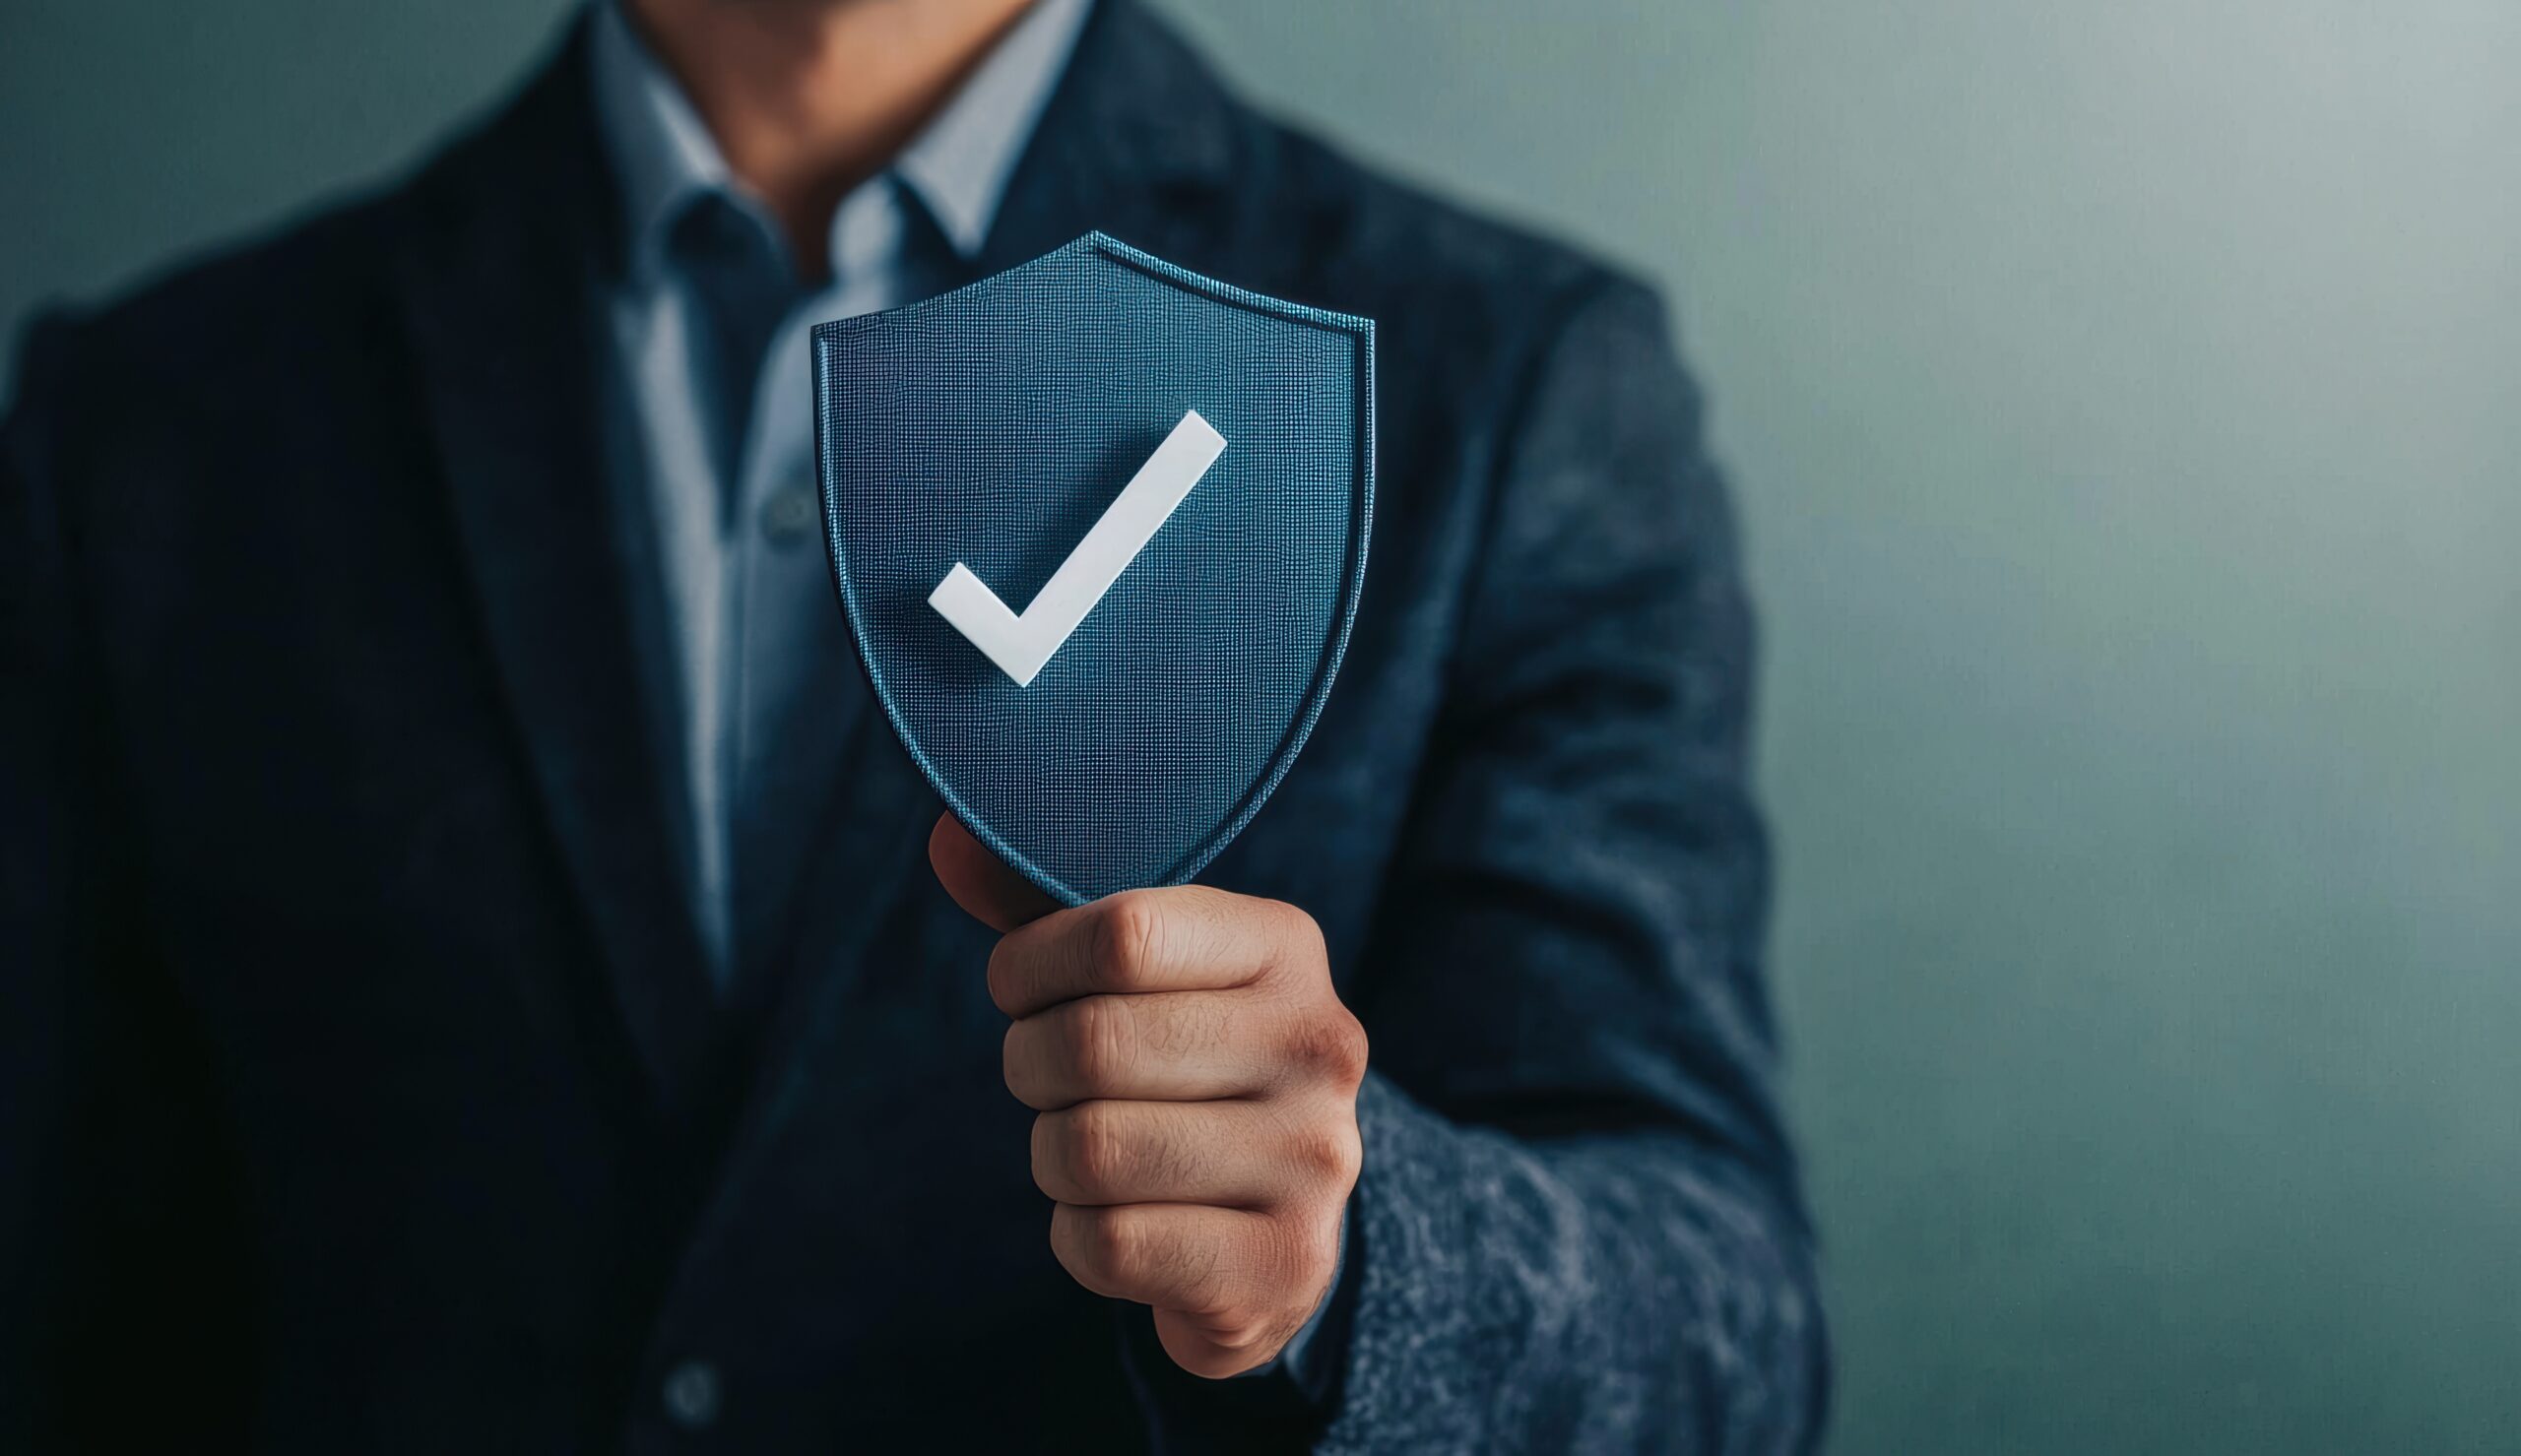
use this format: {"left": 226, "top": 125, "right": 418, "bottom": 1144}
{"left": 662, "top": 1360, "right": 721, "bottom": 1430}
{"left": 760, "top": 482, "right": 820, "bottom": 547}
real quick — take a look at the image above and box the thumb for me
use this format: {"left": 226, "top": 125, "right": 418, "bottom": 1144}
{"left": 929, "top": 812, "right": 1060, "bottom": 933}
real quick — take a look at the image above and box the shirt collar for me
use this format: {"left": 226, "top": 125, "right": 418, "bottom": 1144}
{"left": 589, "top": 0, "right": 1091, "bottom": 283}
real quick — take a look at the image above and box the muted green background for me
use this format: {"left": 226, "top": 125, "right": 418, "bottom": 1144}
{"left": 5, "top": 1, "right": 2516, "bottom": 1450}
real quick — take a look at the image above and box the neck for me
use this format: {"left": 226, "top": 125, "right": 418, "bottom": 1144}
{"left": 626, "top": 0, "right": 1037, "bottom": 275}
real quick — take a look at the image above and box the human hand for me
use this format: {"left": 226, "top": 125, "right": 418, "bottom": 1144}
{"left": 929, "top": 814, "right": 1365, "bottom": 1377}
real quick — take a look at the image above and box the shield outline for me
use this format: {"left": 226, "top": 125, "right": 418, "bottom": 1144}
{"left": 813, "top": 231, "right": 1376, "bottom": 906}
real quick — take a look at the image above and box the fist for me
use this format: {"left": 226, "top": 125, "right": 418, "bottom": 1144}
{"left": 930, "top": 814, "right": 1366, "bottom": 1377}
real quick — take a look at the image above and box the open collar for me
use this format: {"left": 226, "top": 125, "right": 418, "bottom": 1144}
{"left": 586, "top": 0, "right": 1092, "bottom": 283}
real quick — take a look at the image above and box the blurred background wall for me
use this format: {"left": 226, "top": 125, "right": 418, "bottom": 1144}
{"left": 5, "top": 1, "right": 2514, "bottom": 1449}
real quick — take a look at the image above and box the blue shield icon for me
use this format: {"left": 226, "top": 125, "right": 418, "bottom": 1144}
{"left": 812, "top": 232, "right": 1375, "bottom": 905}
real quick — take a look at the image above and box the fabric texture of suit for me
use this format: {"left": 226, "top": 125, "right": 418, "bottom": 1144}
{"left": 0, "top": 2, "right": 1828, "bottom": 1450}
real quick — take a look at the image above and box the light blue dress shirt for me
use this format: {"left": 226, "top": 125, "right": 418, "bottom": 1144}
{"left": 588, "top": 0, "right": 1090, "bottom": 980}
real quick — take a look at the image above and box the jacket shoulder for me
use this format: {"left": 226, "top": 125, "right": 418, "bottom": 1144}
{"left": 13, "top": 181, "right": 412, "bottom": 414}
{"left": 1177, "top": 100, "right": 1680, "bottom": 489}
{"left": 6, "top": 35, "right": 549, "bottom": 428}
{"left": 1226, "top": 104, "right": 1663, "bottom": 374}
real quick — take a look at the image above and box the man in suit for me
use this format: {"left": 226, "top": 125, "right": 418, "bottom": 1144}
{"left": 0, "top": 0, "right": 1827, "bottom": 1449}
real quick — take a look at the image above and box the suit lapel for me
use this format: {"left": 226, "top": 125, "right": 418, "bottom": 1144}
{"left": 390, "top": 28, "right": 721, "bottom": 1119}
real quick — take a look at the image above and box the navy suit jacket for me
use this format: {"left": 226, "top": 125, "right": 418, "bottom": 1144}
{"left": 0, "top": 3, "right": 1827, "bottom": 1450}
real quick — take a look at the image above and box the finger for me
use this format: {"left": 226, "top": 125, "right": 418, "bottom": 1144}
{"left": 1007, "top": 989, "right": 1308, "bottom": 1108}
{"left": 930, "top": 812, "right": 1059, "bottom": 933}
{"left": 1152, "top": 1305, "right": 1309, "bottom": 1381}
{"left": 1049, "top": 1201, "right": 1309, "bottom": 1321}
{"left": 1030, "top": 1098, "right": 1360, "bottom": 1209}
{"left": 987, "top": 886, "right": 1317, "bottom": 1018}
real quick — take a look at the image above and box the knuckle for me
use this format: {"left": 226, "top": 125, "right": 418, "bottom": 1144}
{"left": 1290, "top": 1007, "right": 1370, "bottom": 1087}
{"left": 1086, "top": 1206, "right": 1144, "bottom": 1275}
{"left": 1259, "top": 900, "right": 1327, "bottom": 982}
{"left": 1091, "top": 893, "right": 1164, "bottom": 988}
{"left": 1067, "top": 996, "right": 1137, "bottom": 1093}
{"left": 1330, "top": 1011, "right": 1369, "bottom": 1084}
{"left": 1289, "top": 1119, "right": 1363, "bottom": 1188}
{"left": 1066, "top": 1103, "right": 1131, "bottom": 1197}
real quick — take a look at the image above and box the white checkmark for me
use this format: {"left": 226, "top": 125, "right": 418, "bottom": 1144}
{"left": 929, "top": 409, "right": 1228, "bottom": 687}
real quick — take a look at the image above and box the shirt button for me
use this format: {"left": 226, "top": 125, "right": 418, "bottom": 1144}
{"left": 759, "top": 482, "right": 820, "bottom": 548}
{"left": 662, "top": 1360, "right": 721, "bottom": 1430}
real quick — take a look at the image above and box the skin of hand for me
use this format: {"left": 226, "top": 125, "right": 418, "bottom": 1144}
{"left": 929, "top": 813, "right": 1367, "bottom": 1377}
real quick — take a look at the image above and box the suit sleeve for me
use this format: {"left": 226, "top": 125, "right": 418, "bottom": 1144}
{"left": 1, "top": 319, "right": 254, "bottom": 1450}
{"left": 1322, "top": 275, "right": 1829, "bottom": 1452}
